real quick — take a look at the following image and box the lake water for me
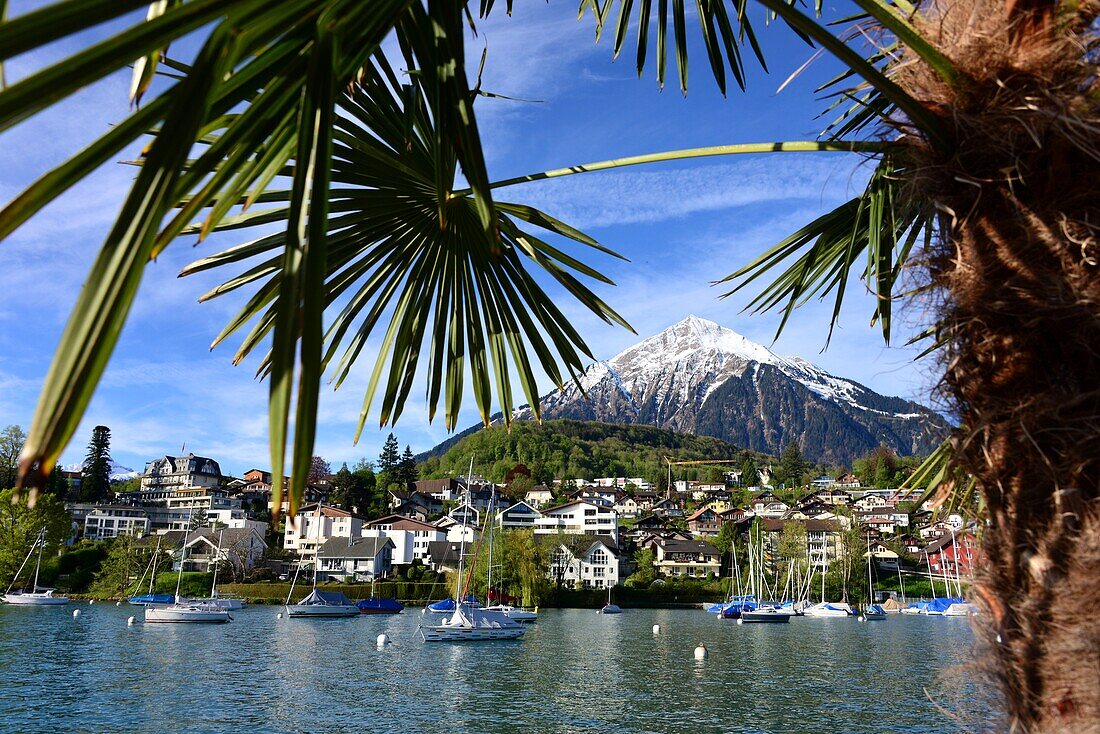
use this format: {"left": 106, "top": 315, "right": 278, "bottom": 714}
{"left": 0, "top": 604, "right": 997, "bottom": 733}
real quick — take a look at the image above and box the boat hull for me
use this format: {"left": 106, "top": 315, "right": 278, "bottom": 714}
{"left": 285, "top": 604, "right": 359, "bottom": 618}
{"left": 742, "top": 609, "right": 792, "bottom": 623}
{"left": 197, "top": 598, "right": 247, "bottom": 610}
{"left": 803, "top": 602, "right": 853, "bottom": 618}
{"left": 145, "top": 605, "right": 231, "bottom": 623}
{"left": 483, "top": 604, "right": 537, "bottom": 622}
{"left": 2, "top": 593, "right": 69, "bottom": 606}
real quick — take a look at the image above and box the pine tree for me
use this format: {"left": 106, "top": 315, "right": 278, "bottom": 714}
{"left": 378, "top": 433, "right": 400, "bottom": 473}
{"left": 397, "top": 446, "right": 418, "bottom": 485}
{"left": 80, "top": 425, "right": 112, "bottom": 502}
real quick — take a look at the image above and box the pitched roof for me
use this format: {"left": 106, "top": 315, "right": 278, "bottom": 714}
{"left": 686, "top": 506, "right": 719, "bottom": 522}
{"left": 365, "top": 514, "right": 439, "bottom": 532}
{"left": 427, "top": 540, "right": 463, "bottom": 565}
{"left": 654, "top": 537, "right": 720, "bottom": 556}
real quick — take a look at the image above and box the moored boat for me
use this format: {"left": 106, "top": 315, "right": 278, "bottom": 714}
{"left": 420, "top": 603, "right": 525, "bottom": 641}
{"left": 128, "top": 593, "right": 175, "bottom": 606}
{"left": 741, "top": 606, "right": 792, "bottom": 623}
{"left": 483, "top": 604, "right": 538, "bottom": 622}
{"left": 145, "top": 600, "right": 231, "bottom": 623}
{"left": 803, "top": 601, "right": 854, "bottom": 617}
{"left": 286, "top": 589, "right": 360, "bottom": 617}
{"left": 2, "top": 528, "right": 68, "bottom": 606}
{"left": 358, "top": 596, "right": 404, "bottom": 614}
{"left": 862, "top": 604, "right": 888, "bottom": 620}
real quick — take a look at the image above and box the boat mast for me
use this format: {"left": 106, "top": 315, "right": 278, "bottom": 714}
{"left": 865, "top": 534, "right": 875, "bottom": 610}
{"left": 32, "top": 528, "right": 46, "bottom": 591}
{"left": 487, "top": 484, "right": 495, "bottom": 605}
{"left": 210, "top": 529, "right": 224, "bottom": 597}
{"left": 925, "top": 548, "right": 938, "bottom": 600}
{"left": 5, "top": 533, "right": 39, "bottom": 595}
{"left": 149, "top": 536, "right": 162, "bottom": 595}
{"left": 175, "top": 508, "right": 193, "bottom": 603}
{"left": 454, "top": 456, "right": 474, "bottom": 606}
{"left": 897, "top": 563, "right": 907, "bottom": 604}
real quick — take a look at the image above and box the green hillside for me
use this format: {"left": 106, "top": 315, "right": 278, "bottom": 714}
{"left": 418, "top": 419, "right": 771, "bottom": 488}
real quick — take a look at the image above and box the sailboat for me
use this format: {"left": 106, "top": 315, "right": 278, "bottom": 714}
{"left": 2, "top": 528, "right": 68, "bottom": 605}
{"left": 802, "top": 559, "right": 853, "bottom": 617}
{"left": 285, "top": 506, "right": 359, "bottom": 618}
{"left": 862, "top": 536, "right": 887, "bottom": 620}
{"left": 600, "top": 585, "right": 622, "bottom": 614}
{"left": 129, "top": 536, "right": 174, "bottom": 606}
{"left": 738, "top": 526, "right": 790, "bottom": 623}
{"left": 195, "top": 530, "right": 247, "bottom": 610}
{"left": 357, "top": 577, "right": 404, "bottom": 614}
{"left": 145, "top": 525, "right": 230, "bottom": 623}
{"left": 420, "top": 458, "right": 525, "bottom": 641}
{"left": 480, "top": 485, "right": 538, "bottom": 623}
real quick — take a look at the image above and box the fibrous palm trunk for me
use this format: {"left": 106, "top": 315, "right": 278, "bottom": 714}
{"left": 906, "top": 1, "right": 1100, "bottom": 728}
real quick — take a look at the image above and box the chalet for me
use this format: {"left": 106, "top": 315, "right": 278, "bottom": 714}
{"left": 426, "top": 540, "right": 464, "bottom": 572}
{"left": 622, "top": 514, "right": 674, "bottom": 542}
{"left": 862, "top": 517, "right": 899, "bottom": 534}
{"left": 686, "top": 506, "right": 722, "bottom": 537}
{"left": 651, "top": 498, "right": 684, "bottom": 518}
{"left": 919, "top": 520, "right": 956, "bottom": 540}
{"left": 632, "top": 490, "right": 662, "bottom": 510}
{"left": 533, "top": 500, "right": 619, "bottom": 543}
{"left": 549, "top": 536, "right": 621, "bottom": 589}
{"left": 924, "top": 531, "right": 980, "bottom": 576}
{"left": 645, "top": 537, "right": 721, "bottom": 578}
{"left": 866, "top": 541, "right": 900, "bottom": 572}
{"left": 316, "top": 536, "right": 394, "bottom": 582}
{"left": 413, "top": 478, "right": 462, "bottom": 502}
{"left": 750, "top": 492, "right": 790, "bottom": 518}
{"left": 854, "top": 494, "right": 891, "bottom": 512}
{"left": 388, "top": 489, "right": 441, "bottom": 517}
{"left": 760, "top": 518, "right": 845, "bottom": 566}
{"left": 524, "top": 485, "right": 555, "bottom": 509}
{"left": 567, "top": 486, "right": 622, "bottom": 507}
{"left": 834, "top": 473, "right": 861, "bottom": 488}
{"left": 159, "top": 527, "right": 267, "bottom": 573}
{"left": 497, "top": 501, "right": 542, "bottom": 530}
{"left": 613, "top": 496, "right": 642, "bottom": 519}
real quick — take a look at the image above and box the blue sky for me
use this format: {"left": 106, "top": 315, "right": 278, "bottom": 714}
{"left": 0, "top": 2, "right": 940, "bottom": 477}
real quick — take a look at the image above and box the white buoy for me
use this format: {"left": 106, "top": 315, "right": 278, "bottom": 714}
{"left": 652, "top": 624, "right": 661, "bottom": 635}
{"left": 376, "top": 633, "right": 389, "bottom": 647}
{"left": 127, "top": 616, "right": 135, "bottom": 626}
{"left": 858, "top": 615, "right": 866, "bottom": 622}
{"left": 88, "top": 599, "right": 94, "bottom": 605}
{"left": 736, "top": 618, "right": 743, "bottom": 625}
{"left": 694, "top": 643, "right": 707, "bottom": 660}
{"left": 72, "top": 609, "right": 81, "bottom": 618}
{"left": 276, "top": 612, "right": 283, "bottom": 619}
{"left": 115, "top": 601, "right": 121, "bottom": 607}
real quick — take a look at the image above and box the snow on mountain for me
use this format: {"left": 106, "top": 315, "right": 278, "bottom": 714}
{"left": 514, "top": 315, "right": 949, "bottom": 465}
{"left": 62, "top": 459, "right": 140, "bottom": 482}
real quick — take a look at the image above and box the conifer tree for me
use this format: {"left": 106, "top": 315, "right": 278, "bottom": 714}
{"left": 80, "top": 425, "right": 112, "bottom": 502}
{"left": 378, "top": 433, "right": 400, "bottom": 473}
{"left": 397, "top": 446, "right": 418, "bottom": 485}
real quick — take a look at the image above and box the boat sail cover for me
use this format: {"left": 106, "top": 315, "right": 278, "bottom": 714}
{"left": 926, "top": 597, "right": 964, "bottom": 614}
{"left": 300, "top": 589, "right": 355, "bottom": 606}
{"left": 427, "top": 595, "right": 479, "bottom": 612}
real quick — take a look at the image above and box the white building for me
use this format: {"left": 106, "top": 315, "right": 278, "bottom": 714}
{"left": 168, "top": 527, "right": 268, "bottom": 573}
{"left": 284, "top": 504, "right": 365, "bottom": 558}
{"left": 139, "top": 453, "right": 222, "bottom": 497}
{"left": 613, "top": 496, "right": 642, "bottom": 519}
{"left": 549, "top": 536, "right": 621, "bottom": 589}
{"left": 533, "top": 500, "right": 619, "bottom": 544}
{"left": 83, "top": 506, "right": 151, "bottom": 541}
{"left": 497, "top": 501, "right": 541, "bottom": 530}
{"left": 523, "top": 486, "right": 555, "bottom": 509}
{"left": 363, "top": 515, "right": 447, "bottom": 566}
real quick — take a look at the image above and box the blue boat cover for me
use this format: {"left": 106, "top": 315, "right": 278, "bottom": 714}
{"left": 129, "top": 593, "right": 174, "bottom": 605}
{"left": 427, "top": 595, "right": 478, "bottom": 612}
{"left": 357, "top": 597, "right": 404, "bottom": 613}
{"left": 926, "top": 597, "right": 963, "bottom": 613}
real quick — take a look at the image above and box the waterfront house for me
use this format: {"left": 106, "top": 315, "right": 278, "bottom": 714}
{"left": 924, "top": 531, "right": 980, "bottom": 576}
{"left": 645, "top": 537, "right": 721, "bottom": 578}
{"left": 534, "top": 500, "right": 619, "bottom": 543}
{"left": 316, "top": 536, "right": 394, "bottom": 582}
{"left": 549, "top": 535, "right": 621, "bottom": 589}
{"left": 426, "top": 540, "right": 464, "bottom": 572}
{"left": 159, "top": 527, "right": 268, "bottom": 573}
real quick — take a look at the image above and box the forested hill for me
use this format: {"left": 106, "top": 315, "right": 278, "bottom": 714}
{"left": 417, "top": 419, "right": 768, "bottom": 486}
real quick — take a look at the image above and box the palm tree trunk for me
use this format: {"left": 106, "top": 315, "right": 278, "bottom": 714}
{"left": 909, "top": 2, "right": 1100, "bottom": 728}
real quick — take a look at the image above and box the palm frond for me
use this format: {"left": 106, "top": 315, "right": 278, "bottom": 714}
{"left": 175, "top": 17, "right": 631, "bottom": 516}
{"left": 900, "top": 439, "right": 982, "bottom": 520}
{"left": 717, "top": 151, "right": 929, "bottom": 345}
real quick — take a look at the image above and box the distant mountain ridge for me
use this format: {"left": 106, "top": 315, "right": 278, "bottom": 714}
{"left": 496, "top": 315, "right": 949, "bottom": 466}
{"left": 63, "top": 459, "right": 140, "bottom": 482}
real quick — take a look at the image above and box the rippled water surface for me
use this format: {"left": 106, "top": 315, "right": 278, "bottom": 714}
{"left": 0, "top": 604, "right": 996, "bottom": 733}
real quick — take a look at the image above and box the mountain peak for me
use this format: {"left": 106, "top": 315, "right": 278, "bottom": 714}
{"left": 618, "top": 315, "right": 781, "bottom": 367}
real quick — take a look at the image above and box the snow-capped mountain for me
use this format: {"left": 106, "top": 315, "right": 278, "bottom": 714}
{"left": 513, "top": 315, "right": 949, "bottom": 465}
{"left": 63, "top": 460, "right": 140, "bottom": 482}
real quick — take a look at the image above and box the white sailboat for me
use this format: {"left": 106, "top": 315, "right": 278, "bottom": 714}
{"left": 195, "top": 530, "right": 246, "bottom": 610}
{"left": 2, "top": 528, "right": 68, "bottom": 606}
{"left": 862, "top": 536, "right": 887, "bottom": 620}
{"left": 480, "top": 485, "right": 538, "bottom": 623}
{"left": 285, "top": 505, "right": 358, "bottom": 618}
{"left": 802, "top": 558, "right": 853, "bottom": 617}
{"left": 145, "top": 519, "right": 230, "bottom": 624}
{"left": 600, "top": 585, "right": 622, "bottom": 615}
{"left": 421, "top": 459, "right": 525, "bottom": 641}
